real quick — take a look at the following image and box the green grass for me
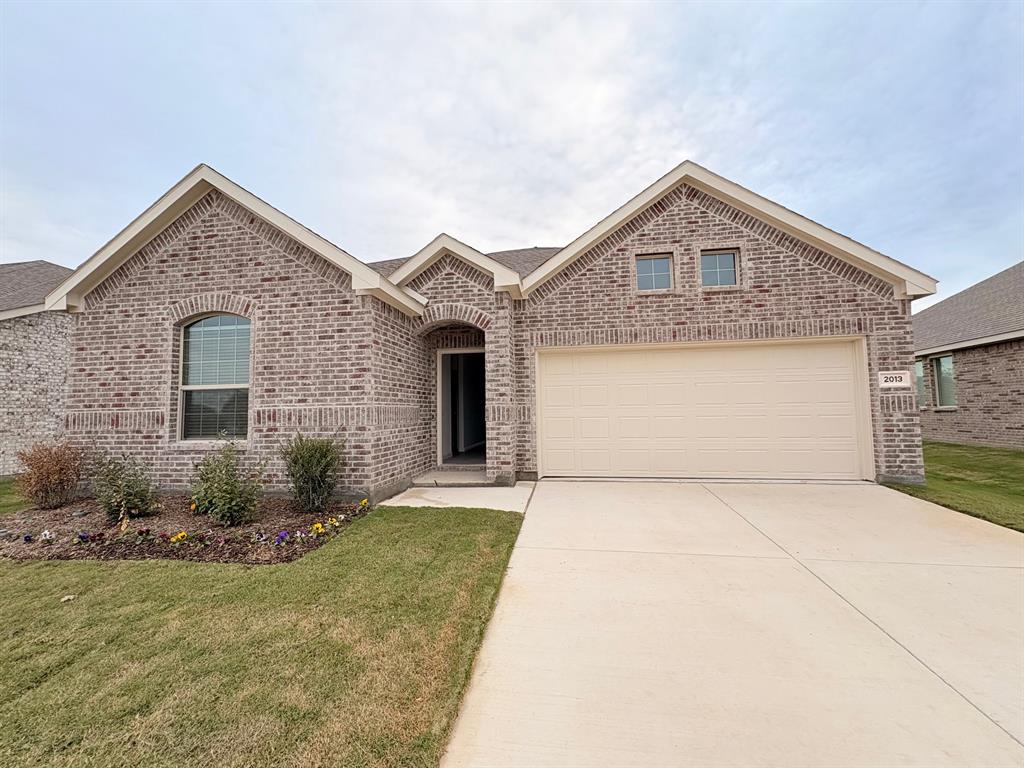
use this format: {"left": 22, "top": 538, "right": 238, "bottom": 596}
{"left": 887, "top": 442, "right": 1024, "bottom": 532}
{"left": 0, "top": 506, "right": 522, "bottom": 768}
{"left": 0, "top": 477, "right": 29, "bottom": 516}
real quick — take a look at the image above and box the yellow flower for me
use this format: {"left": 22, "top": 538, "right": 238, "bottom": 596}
{"left": 170, "top": 531, "right": 187, "bottom": 544}
{"left": 190, "top": 502, "right": 197, "bottom": 512}
{"left": 360, "top": 498, "right": 369, "bottom": 507}
{"left": 310, "top": 523, "right": 326, "bottom": 536}
{"left": 327, "top": 517, "right": 339, "bottom": 527}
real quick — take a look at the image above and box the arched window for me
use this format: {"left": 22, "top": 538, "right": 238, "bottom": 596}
{"left": 180, "top": 314, "right": 250, "bottom": 439}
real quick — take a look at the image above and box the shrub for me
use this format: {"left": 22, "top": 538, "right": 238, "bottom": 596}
{"left": 281, "top": 434, "right": 343, "bottom": 514}
{"left": 191, "top": 442, "right": 262, "bottom": 526}
{"left": 16, "top": 442, "right": 85, "bottom": 510}
{"left": 93, "top": 455, "right": 158, "bottom": 526}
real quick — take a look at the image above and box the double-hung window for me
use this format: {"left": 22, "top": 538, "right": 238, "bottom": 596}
{"left": 932, "top": 355, "right": 956, "bottom": 408}
{"left": 180, "top": 315, "right": 251, "bottom": 439}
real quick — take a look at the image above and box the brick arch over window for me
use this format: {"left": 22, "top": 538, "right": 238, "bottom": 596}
{"left": 416, "top": 303, "right": 493, "bottom": 335}
{"left": 168, "top": 294, "right": 258, "bottom": 325}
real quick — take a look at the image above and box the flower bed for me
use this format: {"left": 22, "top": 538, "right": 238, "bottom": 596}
{"left": 0, "top": 495, "right": 369, "bottom": 565}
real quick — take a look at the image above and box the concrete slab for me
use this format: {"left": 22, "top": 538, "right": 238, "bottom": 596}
{"left": 442, "top": 481, "right": 1024, "bottom": 767}
{"left": 806, "top": 559, "right": 1024, "bottom": 741}
{"left": 517, "top": 480, "right": 785, "bottom": 558}
{"left": 706, "top": 482, "right": 1024, "bottom": 566}
{"left": 412, "top": 469, "right": 489, "bottom": 486}
{"left": 379, "top": 481, "right": 534, "bottom": 513}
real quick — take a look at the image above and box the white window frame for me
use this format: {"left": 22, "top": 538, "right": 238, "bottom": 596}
{"left": 177, "top": 314, "right": 251, "bottom": 441}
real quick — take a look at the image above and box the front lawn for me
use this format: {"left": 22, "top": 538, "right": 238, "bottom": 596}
{"left": 887, "top": 442, "right": 1024, "bottom": 532}
{"left": 0, "top": 477, "right": 28, "bottom": 516}
{"left": 0, "top": 505, "right": 521, "bottom": 767}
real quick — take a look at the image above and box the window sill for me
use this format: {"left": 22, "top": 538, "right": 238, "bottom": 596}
{"left": 701, "top": 284, "right": 743, "bottom": 293}
{"left": 635, "top": 288, "right": 676, "bottom": 297}
{"left": 932, "top": 406, "right": 958, "bottom": 412}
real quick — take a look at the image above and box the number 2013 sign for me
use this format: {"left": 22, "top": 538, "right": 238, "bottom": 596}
{"left": 878, "top": 371, "right": 911, "bottom": 388}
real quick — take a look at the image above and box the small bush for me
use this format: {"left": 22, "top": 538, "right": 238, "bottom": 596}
{"left": 281, "top": 434, "right": 343, "bottom": 514}
{"left": 16, "top": 442, "right": 85, "bottom": 510}
{"left": 191, "top": 442, "right": 262, "bottom": 526}
{"left": 93, "top": 455, "right": 159, "bottom": 525}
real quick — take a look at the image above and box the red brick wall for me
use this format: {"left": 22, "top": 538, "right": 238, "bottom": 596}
{"left": 511, "top": 183, "right": 924, "bottom": 483}
{"left": 918, "top": 340, "right": 1024, "bottom": 449}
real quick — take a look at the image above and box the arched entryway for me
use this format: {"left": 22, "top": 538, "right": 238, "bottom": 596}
{"left": 419, "top": 316, "right": 489, "bottom": 471}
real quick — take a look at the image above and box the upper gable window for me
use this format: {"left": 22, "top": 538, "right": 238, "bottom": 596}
{"left": 700, "top": 250, "right": 738, "bottom": 287}
{"left": 180, "top": 314, "right": 251, "bottom": 439}
{"left": 636, "top": 255, "right": 672, "bottom": 291}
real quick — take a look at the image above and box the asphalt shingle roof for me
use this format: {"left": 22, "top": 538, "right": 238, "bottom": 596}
{"left": 0, "top": 260, "right": 74, "bottom": 313}
{"left": 365, "top": 246, "right": 562, "bottom": 279}
{"left": 913, "top": 261, "right": 1024, "bottom": 352}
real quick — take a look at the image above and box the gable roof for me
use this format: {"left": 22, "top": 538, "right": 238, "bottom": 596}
{"left": 387, "top": 233, "right": 525, "bottom": 296}
{"left": 366, "top": 246, "right": 560, "bottom": 279}
{"left": 521, "top": 160, "right": 938, "bottom": 299}
{"left": 47, "top": 160, "right": 937, "bottom": 321}
{"left": 0, "top": 260, "right": 74, "bottom": 320}
{"left": 45, "top": 165, "right": 424, "bottom": 316}
{"left": 913, "top": 261, "right": 1024, "bottom": 355}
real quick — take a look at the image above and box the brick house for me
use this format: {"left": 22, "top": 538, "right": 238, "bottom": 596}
{"left": 913, "top": 262, "right": 1023, "bottom": 449}
{"left": 38, "top": 161, "right": 937, "bottom": 498}
{"left": 0, "top": 260, "right": 74, "bottom": 476}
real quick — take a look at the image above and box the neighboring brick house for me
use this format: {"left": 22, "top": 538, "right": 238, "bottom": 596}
{"left": 40, "top": 162, "right": 937, "bottom": 498}
{"left": 913, "top": 262, "right": 1023, "bottom": 449}
{"left": 0, "top": 260, "right": 74, "bottom": 476}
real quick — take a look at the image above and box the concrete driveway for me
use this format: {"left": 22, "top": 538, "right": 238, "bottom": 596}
{"left": 442, "top": 481, "right": 1024, "bottom": 767}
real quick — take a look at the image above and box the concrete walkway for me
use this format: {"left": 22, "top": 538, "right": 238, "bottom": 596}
{"left": 442, "top": 481, "right": 1024, "bottom": 767}
{"left": 379, "top": 481, "right": 535, "bottom": 513}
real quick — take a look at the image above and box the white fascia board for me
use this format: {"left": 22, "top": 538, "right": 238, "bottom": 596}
{"left": 521, "top": 160, "right": 938, "bottom": 299}
{"left": 0, "top": 303, "right": 49, "bottom": 321}
{"left": 915, "top": 329, "right": 1024, "bottom": 357}
{"left": 45, "top": 164, "right": 424, "bottom": 316}
{"left": 391, "top": 233, "right": 524, "bottom": 298}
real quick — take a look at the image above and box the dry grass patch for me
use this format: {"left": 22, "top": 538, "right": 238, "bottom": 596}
{"left": 0, "top": 506, "right": 521, "bottom": 768}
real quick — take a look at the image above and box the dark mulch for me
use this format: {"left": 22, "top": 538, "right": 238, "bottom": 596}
{"left": 0, "top": 495, "right": 367, "bottom": 565}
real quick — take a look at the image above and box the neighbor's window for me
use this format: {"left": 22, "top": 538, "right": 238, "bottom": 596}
{"left": 932, "top": 355, "right": 956, "bottom": 407}
{"left": 636, "top": 255, "right": 672, "bottom": 291}
{"left": 914, "top": 360, "right": 926, "bottom": 405}
{"left": 701, "top": 250, "right": 738, "bottom": 286}
{"left": 181, "top": 314, "right": 251, "bottom": 439}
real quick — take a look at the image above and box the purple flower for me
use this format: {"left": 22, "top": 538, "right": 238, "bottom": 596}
{"left": 77, "top": 532, "right": 90, "bottom": 543}
{"left": 23, "top": 534, "right": 33, "bottom": 543}
{"left": 274, "top": 530, "right": 290, "bottom": 545}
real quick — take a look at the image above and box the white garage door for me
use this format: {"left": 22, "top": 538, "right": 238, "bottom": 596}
{"left": 537, "top": 339, "right": 871, "bottom": 480}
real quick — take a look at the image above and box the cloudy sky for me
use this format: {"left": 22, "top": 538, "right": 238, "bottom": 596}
{"left": 1, "top": 1, "right": 1020, "bottom": 310}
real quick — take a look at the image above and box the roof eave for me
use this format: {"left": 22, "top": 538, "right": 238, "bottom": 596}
{"left": 0, "top": 303, "right": 50, "bottom": 321}
{"left": 521, "top": 160, "right": 938, "bottom": 299}
{"left": 391, "top": 233, "right": 524, "bottom": 298}
{"left": 45, "top": 164, "right": 425, "bottom": 317}
{"left": 915, "top": 329, "right": 1024, "bottom": 357}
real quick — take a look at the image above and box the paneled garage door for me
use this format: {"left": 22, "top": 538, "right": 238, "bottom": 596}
{"left": 537, "top": 339, "right": 872, "bottom": 480}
